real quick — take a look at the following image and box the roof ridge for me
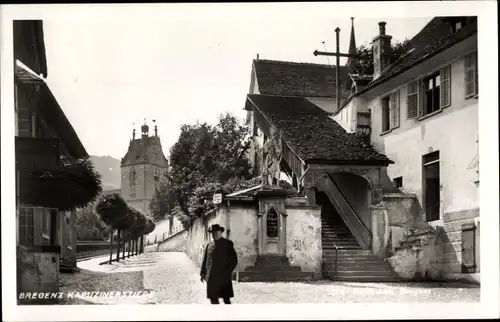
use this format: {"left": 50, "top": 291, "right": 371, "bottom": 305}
{"left": 254, "top": 58, "right": 347, "bottom": 69}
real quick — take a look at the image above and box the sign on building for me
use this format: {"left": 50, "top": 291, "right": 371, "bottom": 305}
{"left": 213, "top": 193, "right": 222, "bottom": 205}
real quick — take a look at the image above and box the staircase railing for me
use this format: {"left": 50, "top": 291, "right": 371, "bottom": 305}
{"left": 318, "top": 173, "right": 371, "bottom": 250}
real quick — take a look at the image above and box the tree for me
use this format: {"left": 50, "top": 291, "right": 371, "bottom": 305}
{"left": 348, "top": 38, "right": 412, "bottom": 76}
{"left": 95, "top": 193, "right": 128, "bottom": 263}
{"left": 149, "top": 182, "right": 177, "bottom": 222}
{"left": 159, "top": 113, "right": 253, "bottom": 227}
{"left": 75, "top": 202, "right": 110, "bottom": 241}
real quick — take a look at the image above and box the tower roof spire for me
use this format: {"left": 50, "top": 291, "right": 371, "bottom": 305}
{"left": 347, "top": 17, "right": 359, "bottom": 68}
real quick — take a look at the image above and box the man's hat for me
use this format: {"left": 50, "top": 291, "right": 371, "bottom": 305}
{"left": 208, "top": 224, "right": 225, "bottom": 233}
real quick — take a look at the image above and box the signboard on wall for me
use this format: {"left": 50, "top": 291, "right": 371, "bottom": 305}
{"left": 266, "top": 209, "right": 278, "bottom": 238}
{"left": 213, "top": 193, "right": 222, "bottom": 205}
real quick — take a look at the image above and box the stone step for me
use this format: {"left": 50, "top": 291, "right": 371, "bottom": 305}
{"left": 322, "top": 227, "right": 351, "bottom": 232}
{"left": 323, "top": 244, "right": 360, "bottom": 249}
{"left": 249, "top": 265, "right": 303, "bottom": 272}
{"left": 322, "top": 234, "right": 355, "bottom": 239}
{"left": 322, "top": 233, "right": 354, "bottom": 238}
{"left": 326, "top": 268, "right": 399, "bottom": 277}
{"left": 322, "top": 236, "right": 357, "bottom": 241}
{"left": 238, "top": 271, "right": 314, "bottom": 282}
{"left": 323, "top": 242, "right": 359, "bottom": 247}
{"left": 324, "top": 259, "right": 385, "bottom": 266}
{"left": 322, "top": 238, "right": 357, "bottom": 242}
{"left": 327, "top": 264, "right": 396, "bottom": 272}
{"left": 326, "top": 275, "right": 403, "bottom": 283}
{"left": 325, "top": 256, "right": 388, "bottom": 263}
{"left": 324, "top": 255, "right": 382, "bottom": 261}
{"left": 322, "top": 229, "right": 352, "bottom": 233}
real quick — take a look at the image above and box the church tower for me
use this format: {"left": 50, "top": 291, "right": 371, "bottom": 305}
{"left": 120, "top": 120, "right": 169, "bottom": 215}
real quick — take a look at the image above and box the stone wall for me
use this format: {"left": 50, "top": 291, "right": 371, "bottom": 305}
{"left": 285, "top": 197, "right": 322, "bottom": 278}
{"left": 440, "top": 208, "right": 480, "bottom": 275}
{"left": 17, "top": 245, "right": 60, "bottom": 303}
{"left": 371, "top": 205, "right": 390, "bottom": 258}
{"left": 157, "top": 230, "right": 188, "bottom": 253}
{"left": 379, "top": 193, "right": 480, "bottom": 282}
{"left": 155, "top": 196, "right": 322, "bottom": 276}
{"left": 387, "top": 233, "right": 445, "bottom": 281}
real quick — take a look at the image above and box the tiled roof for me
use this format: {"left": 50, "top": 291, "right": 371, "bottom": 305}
{"left": 247, "top": 94, "right": 393, "bottom": 165}
{"left": 253, "top": 59, "right": 351, "bottom": 98}
{"left": 360, "top": 16, "right": 477, "bottom": 96}
{"left": 121, "top": 136, "right": 168, "bottom": 167}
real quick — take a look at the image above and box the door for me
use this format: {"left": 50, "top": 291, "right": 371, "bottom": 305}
{"left": 461, "top": 225, "right": 476, "bottom": 273}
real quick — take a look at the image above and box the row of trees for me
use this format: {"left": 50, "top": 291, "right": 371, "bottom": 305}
{"left": 76, "top": 202, "right": 111, "bottom": 241}
{"left": 95, "top": 192, "right": 155, "bottom": 263}
{"left": 149, "top": 113, "right": 257, "bottom": 228}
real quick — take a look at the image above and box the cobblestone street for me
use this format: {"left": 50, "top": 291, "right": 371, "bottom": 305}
{"left": 61, "top": 252, "right": 480, "bottom": 305}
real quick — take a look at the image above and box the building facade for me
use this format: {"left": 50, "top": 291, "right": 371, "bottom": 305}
{"left": 337, "top": 17, "right": 479, "bottom": 282}
{"left": 153, "top": 16, "right": 480, "bottom": 284}
{"left": 15, "top": 20, "right": 96, "bottom": 300}
{"left": 120, "top": 123, "right": 169, "bottom": 215}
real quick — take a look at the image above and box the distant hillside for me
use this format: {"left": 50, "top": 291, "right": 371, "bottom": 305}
{"left": 90, "top": 155, "right": 121, "bottom": 191}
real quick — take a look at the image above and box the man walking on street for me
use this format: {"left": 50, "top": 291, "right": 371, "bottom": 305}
{"left": 200, "top": 224, "right": 238, "bottom": 304}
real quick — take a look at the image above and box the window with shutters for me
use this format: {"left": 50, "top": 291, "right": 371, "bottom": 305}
{"left": 381, "top": 96, "right": 391, "bottom": 132}
{"left": 407, "top": 65, "right": 451, "bottom": 120}
{"left": 391, "top": 90, "right": 401, "bottom": 129}
{"left": 380, "top": 90, "right": 400, "bottom": 134}
{"left": 465, "top": 52, "right": 478, "bottom": 98}
{"left": 423, "top": 73, "right": 441, "bottom": 115}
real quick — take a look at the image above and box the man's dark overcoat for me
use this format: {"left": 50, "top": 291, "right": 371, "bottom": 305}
{"left": 200, "top": 237, "right": 238, "bottom": 299}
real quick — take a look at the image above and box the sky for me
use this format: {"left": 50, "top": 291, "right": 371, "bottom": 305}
{"left": 41, "top": 6, "right": 431, "bottom": 160}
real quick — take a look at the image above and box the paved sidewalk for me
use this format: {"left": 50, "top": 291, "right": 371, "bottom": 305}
{"left": 63, "top": 252, "right": 479, "bottom": 305}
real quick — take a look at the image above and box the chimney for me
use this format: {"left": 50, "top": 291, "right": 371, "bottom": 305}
{"left": 372, "top": 21, "right": 392, "bottom": 80}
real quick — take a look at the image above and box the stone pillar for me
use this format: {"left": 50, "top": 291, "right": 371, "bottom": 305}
{"left": 278, "top": 210, "right": 288, "bottom": 256}
{"left": 257, "top": 213, "right": 265, "bottom": 255}
{"left": 370, "top": 204, "right": 389, "bottom": 258}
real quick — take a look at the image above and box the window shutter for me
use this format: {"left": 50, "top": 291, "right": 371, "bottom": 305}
{"left": 389, "top": 93, "right": 395, "bottom": 128}
{"left": 475, "top": 51, "right": 478, "bottom": 96}
{"left": 440, "top": 65, "right": 451, "bottom": 108}
{"left": 465, "top": 52, "right": 476, "bottom": 97}
{"left": 406, "top": 81, "right": 419, "bottom": 119}
{"left": 394, "top": 89, "right": 400, "bottom": 127}
{"left": 390, "top": 91, "right": 400, "bottom": 129}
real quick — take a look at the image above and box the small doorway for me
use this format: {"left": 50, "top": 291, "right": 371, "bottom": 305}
{"left": 423, "top": 151, "right": 440, "bottom": 222}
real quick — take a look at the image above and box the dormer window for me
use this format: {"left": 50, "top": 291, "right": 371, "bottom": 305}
{"left": 449, "top": 17, "right": 469, "bottom": 33}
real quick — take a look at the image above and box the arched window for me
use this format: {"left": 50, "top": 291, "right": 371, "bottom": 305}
{"left": 266, "top": 208, "right": 279, "bottom": 238}
{"left": 130, "top": 167, "right": 136, "bottom": 197}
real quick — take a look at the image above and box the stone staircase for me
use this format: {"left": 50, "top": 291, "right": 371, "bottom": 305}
{"left": 238, "top": 255, "right": 314, "bottom": 282}
{"left": 322, "top": 214, "right": 402, "bottom": 282}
